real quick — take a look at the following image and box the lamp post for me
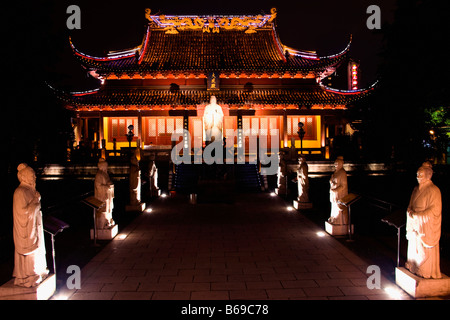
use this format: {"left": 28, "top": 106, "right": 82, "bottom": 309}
{"left": 297, "top": 122, "right": 305, "bottom": 155}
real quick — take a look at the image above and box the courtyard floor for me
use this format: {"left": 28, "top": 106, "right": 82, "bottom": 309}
{"left": 55, "top": 188, "right": 409, "bottom": 301}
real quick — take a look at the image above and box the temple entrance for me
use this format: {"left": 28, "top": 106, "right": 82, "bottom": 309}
{"left": 144, "top": 116, "right": 184, "bottom": 146}
{"left": 242, "top": 116, "right": 281, "bottom": 152}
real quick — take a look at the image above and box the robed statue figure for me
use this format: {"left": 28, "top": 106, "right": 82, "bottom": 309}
{"left": 12, "top": 163, "right": 48, "bottom": 287}
{"left": 328, "top": 156, "right": 348, "bottom": 225}
{"left": 405, "top": 162, "right": 442, "bottom": 279}
{"left": 203, "top": 95, "right": 224, "bottom": 143}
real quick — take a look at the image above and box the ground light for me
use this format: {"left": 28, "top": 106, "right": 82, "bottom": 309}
{"left": 53, "top": 293, "right": 70, "bottom": 300}
{"left": 316, "top": 231, "right": 327, "bottom": 237}
{"left": 270, "top": 192, "right": 276, "bottom": 197}
{"left": 145, "top": 207, "right": 153, "bottom": 213}
{"left": 287, "top": 206, "right": 294, "bottom": 211}
{"left": 161, "top": 193, "right": 168, "bottom": 198}
{"left": 384, "top": 286, "right": 404, "bottom": 299}
{"left": 116, "top": 234, "right": 127, "bottom": 240}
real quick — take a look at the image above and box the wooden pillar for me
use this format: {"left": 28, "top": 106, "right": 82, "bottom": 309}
{"left": 74, "top": 115, "right": 82, "bottom": 147}
{"left": 99, "top": 113, "right": 104, "bottom": 149}
{"left": 321, "top": 116, "right": 326, "bottom": 148}
{"left": 83, "top": 118, "right": 89, "bottom": 144}
{"left": 237, "top": 112, "right": 244, "bottom": 163}
{"left": 282, "top": 111, "right": 288, "bottom": 148}
{"left": 138, "top": 112, "right": 143, "bottom": 149}
{"left": 183, "top": 112, "right": 189, "bottom": 153}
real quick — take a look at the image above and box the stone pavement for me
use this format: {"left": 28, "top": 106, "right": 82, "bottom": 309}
{"left": 59, "top": 190, "right": 409, "bottom": 300}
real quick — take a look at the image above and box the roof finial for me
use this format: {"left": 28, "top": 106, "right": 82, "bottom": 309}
{"left": 145, "top": 8, "right": 151, "bottom": 21}
{"left": 268, "top": 8, "right": 277, "bottom": 22}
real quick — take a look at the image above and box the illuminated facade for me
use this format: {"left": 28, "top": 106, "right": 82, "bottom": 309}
{"left": 57, "top": 8, "right": 374, "bottom": 160}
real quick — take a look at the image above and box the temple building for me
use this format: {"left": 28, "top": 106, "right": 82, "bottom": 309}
{"left": 56, "top": 8, "right": 375, "bottom": 162}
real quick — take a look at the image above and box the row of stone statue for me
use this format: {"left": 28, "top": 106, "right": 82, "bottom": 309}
{"left": 9, "top": 155, "right": 443, "bottom": 289}
{"left": 10, "top": 151, "right": 159, "bottom": 288}
{"left": 281, "top": 155, "right": 443, "bottom": 280}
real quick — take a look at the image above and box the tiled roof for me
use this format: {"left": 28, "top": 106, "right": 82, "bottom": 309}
{"left": 71, "top": 27, "right": 349, "bottom": 75}
{"left": 59, "top": 85, "right": 375, "bottom": 110}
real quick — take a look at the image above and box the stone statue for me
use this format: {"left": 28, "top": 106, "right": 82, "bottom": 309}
{"left": 328, "top": 156, "right": 348, "bottom": 225}
{"left": 129, "top": 149, "right": 141, "bottom": 206}
{"left": 12, "top": 163, "right": 48, "bottom": 287}
{"left": 297, "top": 155, "right": 310, "bottom": 203}
{"left": 276, "top": 152, "right": 287, "bottom": 195}
{"left": 94, "top": 158, "right": 115, "bottom": 229}
{"left": 405, "top": 162, "right": 442, "bottom": 279}
{"left": 149, "top": 155, "right": 159, "bottom": 197}
{"left": 203, "top": 95, "right": 224, "bottom": 143}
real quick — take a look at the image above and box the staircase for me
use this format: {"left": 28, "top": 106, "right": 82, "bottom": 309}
{"left": 173, "top": 164, "right": 200, "bottom": 194}
{"left": 234, "top": 163, "right": 262, "bottom": 193}
{"left": 173, "top": 163, "right": 263, "bottom": 195}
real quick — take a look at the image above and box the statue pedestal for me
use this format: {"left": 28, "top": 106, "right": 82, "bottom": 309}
{"left": 189, "top": 193, "right": 197, "bottom": 204}
{"left": 325, "top": 221, "right": 353, "bottom": 236}
{"left": 151, "top": 189, "right": 161, "bottom": 197}
{"left": 274, "top": 187, "right": 286, "bottom": 196}
{"left": 293, "top": 200, "right": 313, "bottom": 210}
{"left": 395, "top": 267, "right": 450, "bottom": 298}
{"left": 126, "top": 202, "right": 146, "bottom": 212}
{"left": 90, "top": 224, "right": 118, "bottom": 240}
{"left": 0, "top": 273, "right": 56, "bottom": 300}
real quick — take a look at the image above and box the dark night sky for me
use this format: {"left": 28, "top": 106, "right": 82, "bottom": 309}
{"left": 45, "top": 0, "right": 397, "bottom": 90}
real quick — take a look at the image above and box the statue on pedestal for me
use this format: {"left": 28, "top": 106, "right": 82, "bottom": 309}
{"left": 296, "top": 155, "right": 310, "bottom": 203}
{"left": 129, "top": 149, "right": 141, "bottom": 206}
{"left": 405, "top": 162, "right": 442, "bottom": 279}
{"left": 203, "top": 95, "right": 224, "bottom": 143}
{"left": 12, "top": 163, "right": 48, "bottom": 287}
{"left": 149, "top": 155, "right": 159, "bottom": 197}
{"left": 328, "top": 156, "right": 348, "bottom": 225}
{"left": 94, "top": 159, "right": 115, "bottom": 229}
{"left": 276, "top": 152, "right": 287, "bottom": 195}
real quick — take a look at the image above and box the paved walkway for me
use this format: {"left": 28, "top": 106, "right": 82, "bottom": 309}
{"left": 60, "top": 190, "right": 408, "bottom": 300}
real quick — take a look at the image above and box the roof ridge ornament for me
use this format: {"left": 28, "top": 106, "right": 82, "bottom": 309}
{"left": 144, "top": 8, "right": 277, "bottom": 34}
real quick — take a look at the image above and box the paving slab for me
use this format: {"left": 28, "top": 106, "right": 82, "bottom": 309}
{"left": 56, "top": 191, "right": 409, "bottom": 300}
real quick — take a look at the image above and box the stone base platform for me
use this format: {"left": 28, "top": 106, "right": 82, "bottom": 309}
{"left": 293, "top": 200, "right": 313, "bottom": 210}
{"left": 395, "top": 267, "right": 450, "bottom": 298}
{"left": 325, "top": 221, "right": 354, "bottom": 236}
{"left": 151, "top": 189, "right": 161, "bottom": 197}
{"left": 0, "top": 274, "right": 56, "bottom": 300}
{"left": 125, "top": 202, "right": 146, "bottom": 212}
{"left": 90, "top": 224, "right": 118, "bottom": 240}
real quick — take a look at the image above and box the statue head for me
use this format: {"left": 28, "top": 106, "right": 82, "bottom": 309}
{"left": 334, "top": 156, "right": 344, "bottom": 170}
{"left": 98, "top": 158, "right": 108, "bottom": 171}
{"left": 210, "top": 95, "right": 217, "bottom": 105}
{"left": 417, "top": 162, "right": 433, "bottom": 185}
{"left": 17, "top": 163, "right": 36, "bottom": 189}
{"left": 298, "top": 155, "right": 306, "bottom": 165}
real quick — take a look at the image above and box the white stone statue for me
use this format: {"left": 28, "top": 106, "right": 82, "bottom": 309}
{"left": 149, "top": 157, "right": 159, "bottom": 196}
{"left": 12, "top": 163, "right": 48, "bottom": 287}
{"left": 94, "top": 158, "right": 115, "bottom": 229}
{"left": 129, "top": 149, "right": 141, "bottom": 206}
{"left": 203, "top": 95, "right": 224, "bottom": 143}
{"left": 297, "top": 155, "right": 310, "bottom": 203}
{"left": 405, "top": 162, "right": 442, "bottom": 279}
{"left": 328, "top": 156, "right": 348, "bottom": 225}
{"left": 276, "top": 152, "right": 287, "bottom": 195}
